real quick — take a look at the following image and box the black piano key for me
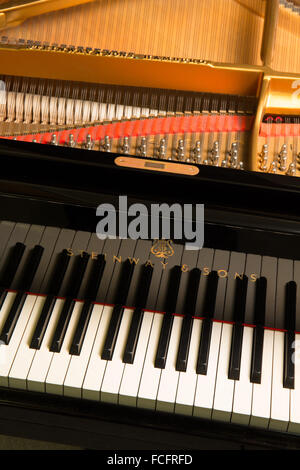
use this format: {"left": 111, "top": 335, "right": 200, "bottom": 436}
{"left": 30, "top": 249, "right": 70, "bottom": 350}
{"left": 228, "top": 276, "right": 248, "bottom": 381}
{"left": 250, "top": 326, "right": 264, "bottom": 384}
{"left": 250, "top": 276, "right": 267, "bottom": 384}
{"left": 49, "top": 252, "right": 89, "bottom": 353}
{"left": 154, "top": 313, "right": 174, "bottom": 369}
{"left": 0, "top": 244, "right": 44, "bottom": 345}
{"left": 176, "top": 268, "right": 201, "bottom": 372}
{"left": 196, "top": 317, "right": 213, "bottom": 375}
{"left": 123, "top": 307, "right": 144, "bottom": 364}
{"left": 228, "top": 323, "right": 244, "bottom": 381}
{"left": 283, "top": 281, "right": 296, "bottom": 389}
{"left": 196, "top": 270, "right": 219, "bottom": 375}
{"left": 154, "top": 265, "right": 182, "bottom": 369}
{"left": 114, "top": 259, "right": 136, "bottom": 306}
{"left": 101, "top": 259, "right": 135, "bottom": 360}
{"left": 176, "top": 315, "right": 193, "bottom": 372}
{"left": 123, "top": 264, "right": 153, "bottom": 364}
{"left": 69, "top": 254, "right": 106, "bottom": 355}
{"left": 0, "top": 242, "right": 25, "bottom": 310}
{"left": 83, "top": 254, "right": 106, "bottom": 302}
{"left": 50, "top": 298, "right": 76, "bottom": 353}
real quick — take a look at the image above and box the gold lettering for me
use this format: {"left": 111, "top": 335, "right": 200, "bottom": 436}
{"left": 67, "top": 248, "right": 74, "bottom": 257}
{"left": 128, "top": 257, "right": 140, "bottom": 265}
{"left": 250, "top": 273, "right": 258, "bottom": 282}
{"left": 79, "top": 250, "right": 85, "bottom": 258}
{"left": 234, "top": 272, "right": 243, "bottom": 280}
{"left": 218, "top": 269, "right": 228, "bottom": 278}
{"left": 181, "top": 264, "right": 189, "bottom": 272}
{"left": 145, "top": 260, "right": 154, "bottom": 267}
{"left": 203, "top": 267, "right": 210, "bottom": 276}
{"left": 91, "top": 251, "right": 98, "bottom": 260}
{"left": 113, "top": 255, "right": 122, "bottom": 263}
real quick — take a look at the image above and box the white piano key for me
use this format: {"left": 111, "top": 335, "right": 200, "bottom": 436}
{"left": 231, "top": 325, "right": 253, "bottom": 425}
{"left": 100, "top": 308, "right": 134, "bottom": 404}
{"left": 45, "top": 301, "right": 83, "bottom": 395}
{"left": 288, "top": 332, "right": 300, "bottom": 433}
{"left": 175, "top": 318, "right": 201, "bottom": 416}
{"left": 137, "top": 313, "right": 164, "bottom": 410}
{"left": 193, "top": 321, "right": 222, "bottom": 419}
{"left": 156, "top": 315, "right": 183, "bottom": 413}
{"left": 8, "top": 295, "right": 46, "bottom": 389}
{"left": 118, "top": 311, "right": 154, "bottom": 407}
{"left": 269, "top": 330, "right": 290, "bottom": 432}
{"left": 82, "top": 305, "right": 113, "bottom": 401}
{"left": 27, "top": 298, "right": 64, "bottom": 392}
{"left": 63, "top": 304, "right": 104, "bottom": 398}
{"left": 0, "top": 291, "right": 16, "bottom": 322}
{"left": 250, "top": 329, "right": 274, "bottom": 429}
{"left": 0, "top": 294, "right": 38, "bottom": 387}
{"left": 212, "top": 323, "right": 234, "bottom": 422}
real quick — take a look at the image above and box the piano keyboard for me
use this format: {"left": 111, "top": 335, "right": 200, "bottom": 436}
{"left": 1, "top": 219, "right": 300, "bottom": 436}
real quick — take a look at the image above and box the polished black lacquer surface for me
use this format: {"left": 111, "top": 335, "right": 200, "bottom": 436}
{"left": 0, "top": 138, "right": 300, "bottom": 449}
{"left": 1, "top": 138, "right": 300, "bottom": 260}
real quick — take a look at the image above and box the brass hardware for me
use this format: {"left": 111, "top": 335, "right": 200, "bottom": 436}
{"left": 0, "top": 0, "right": 95, "bottom": 30}
{"left": 260, "top": 0, "right": 279, "bottom": 68}
{"left": 115, "top": 157, "right": 200, "bottom": 176}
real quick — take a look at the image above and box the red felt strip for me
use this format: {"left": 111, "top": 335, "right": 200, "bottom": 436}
{"left": 1, "top": 115, "right": 253, "bottom": 145}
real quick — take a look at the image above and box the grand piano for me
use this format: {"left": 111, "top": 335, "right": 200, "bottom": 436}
{"left": 0, "top": 0, "right": 300, "bottom": 450}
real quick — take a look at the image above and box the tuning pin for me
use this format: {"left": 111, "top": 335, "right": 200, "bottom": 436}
{"left": 192, "top": 140, "right": 201, "bottom": 163}
{"left": 230, "top": 142, "right": 238, "bottom": 168}
{"left": 221, "top": 150, "right": 230, "bottom": 167}
{"left": 269, "top": 161, "right": 277, "bottom": 173}
{"left": 238, "top": 161, "right": 244, "bottom": 170}
{"left": 84, "top": 134, "right": 94, "bottom": 150}
{"left": 211, "top": 141, "right": 220, "bottom": 166}
{"left": 176, "top": 139, "right": 185, "bottom": 161}
{"left": 120, "top": 136, "right": 130, "bottom": 154}
{"left": 279, "top": 144, "right": 287, "bottom": 171}
{"left": 158, "top": 138, "right": 166, "bottom": 159}
{"left": 32, "top": 138, "right": 37, "bottom": 143}
{"left": 50, "top": 134, "right": 58, "bottom": 146}
{"left": 286, "top": 162, "right": 296, "bottom": 176}
{"left": 260, "top": 144, "right": 269, "bottom": 171}
{"left": 102, "top": 135, "right": 111, "bottom": 152}
{"left": 138, "top": 137, "right": 147, "bottom": 157}
{"left": 67, "top": 133, "right": 76, "bottom": 148}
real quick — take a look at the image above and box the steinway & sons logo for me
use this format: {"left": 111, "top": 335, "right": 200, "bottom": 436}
{"left": 150, "top": 239, "right": 174, "bottom": 259}
{"left": 95, "top": 196, "right": 204, "bottom": 250}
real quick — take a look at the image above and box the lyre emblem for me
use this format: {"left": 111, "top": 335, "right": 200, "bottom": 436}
{"left": 150, "top": 239, "right": 174, "bottom": 259}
